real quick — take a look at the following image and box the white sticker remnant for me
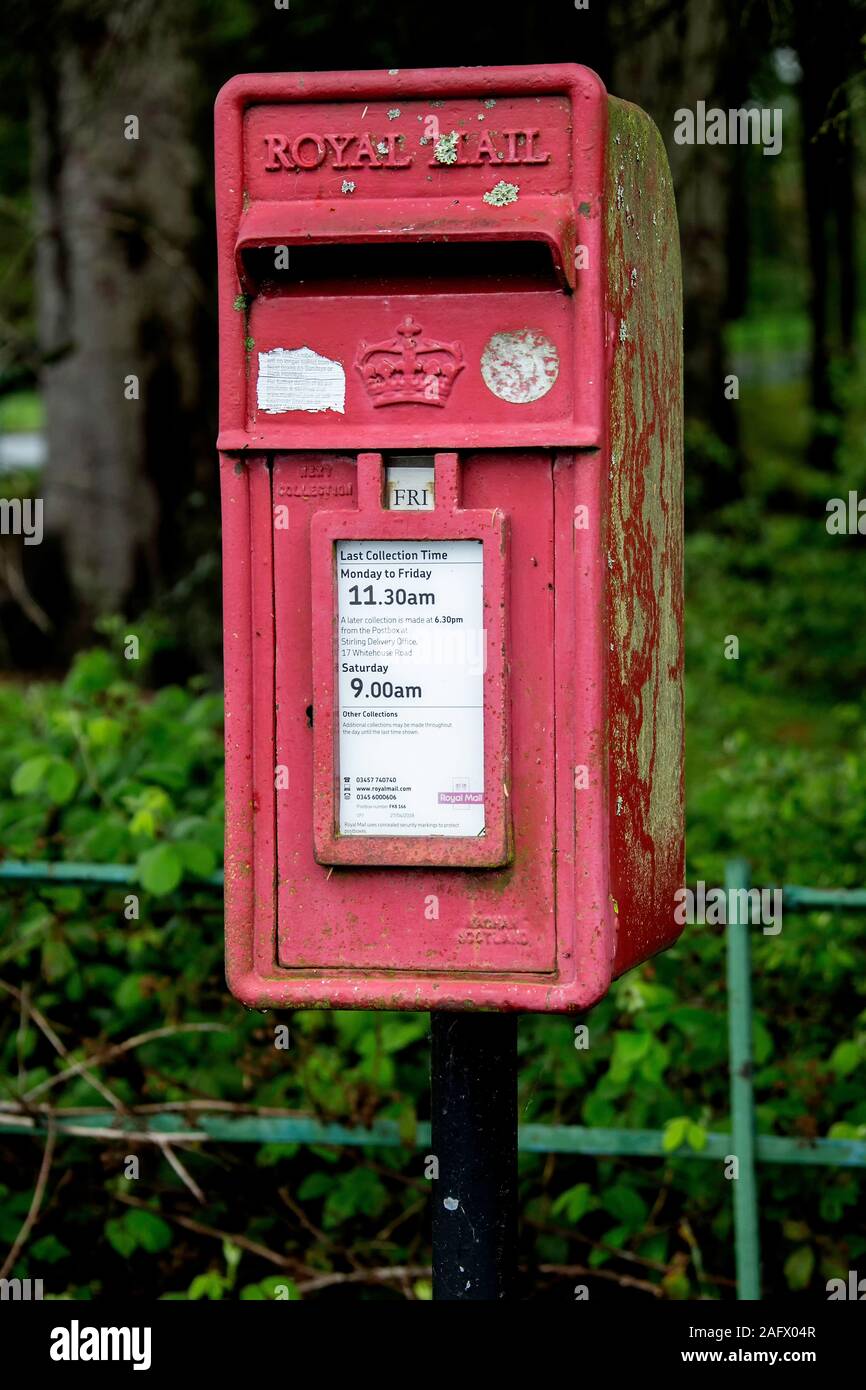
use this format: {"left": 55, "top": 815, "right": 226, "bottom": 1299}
{"left": 256, "top": 347, "right": 346, "bottom": 415}
{"left": 480, "top": 329, "right": 559, "bottom": 403}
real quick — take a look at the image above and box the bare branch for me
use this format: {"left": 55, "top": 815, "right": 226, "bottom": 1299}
{"left": 0, "top": 978, "right": 123, "bottom": 1111}
{"left": 0, "top": 1120, "right": 56, "bottom": 1281}
{"left": 158, "top": 1141, "right": 206, "bottom": 1204}
{"left": 21, "top": 1021, "right": 227, "bottom": 1103}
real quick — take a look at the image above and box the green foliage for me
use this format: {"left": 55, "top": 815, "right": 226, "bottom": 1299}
{"left": 0, "top": 652, "right": 431, "bottom": 1298}
{"left": 0, "top": 646, "right": 224, "bottom": 886}
{"left": 2, "top": 434, "right": 866, "bottom": 1299}
{"left": 105, "top": 1209, "right": 173, "bottom": 1258}
{"left": 0, "top": 390, "right": 42, "bottom": 433}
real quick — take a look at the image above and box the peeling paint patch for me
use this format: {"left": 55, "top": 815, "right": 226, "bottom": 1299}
{"left": 481, "top": 329, "right": 559, "bottom": 403}
{"left": 387, "top": 108, "right": 400, "bottom": 120}
{"left": 341, "top": 180, "right": 356, "bottom": 194}
{"left": 483, "top": 180, "right": 519, "bottom": 206}
{"left": 257, "top": 347, "right": 346, "bottom": 415}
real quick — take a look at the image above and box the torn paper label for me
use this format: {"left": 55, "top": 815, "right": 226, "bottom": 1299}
{"left": 256, "top": 347, "right": 346, "bottom": 414}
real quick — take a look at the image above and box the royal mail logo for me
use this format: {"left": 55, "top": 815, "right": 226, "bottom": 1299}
{"left": 262, "top": 128, "right": 551, "bottom": 173}
{"left": 439, "top": 777, "right": 484, "bottom": 802}
{"left": 355, "top": 316, "right": 464, "bottom": 407}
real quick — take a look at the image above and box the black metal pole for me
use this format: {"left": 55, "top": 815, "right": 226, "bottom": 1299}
{"left": 430, "top": 1011, "right": 518, "bottom": 1300}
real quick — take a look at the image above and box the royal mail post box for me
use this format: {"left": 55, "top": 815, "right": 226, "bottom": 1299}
{"left": 215, "top": 64, "right": 684, "bottom": 1013}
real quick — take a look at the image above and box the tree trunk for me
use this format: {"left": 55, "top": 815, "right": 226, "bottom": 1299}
{"left": 794, "top": 5, "right": 859, "bottom": 470}
{"left": 609, "top": 0, "right": 757, "bottom": 508}
{"left": 30, "top": 0, "right": 202, "bottom": 644}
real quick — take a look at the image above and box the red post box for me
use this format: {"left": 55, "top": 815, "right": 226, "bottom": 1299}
{"left": 215, "top": 64, "right": 683, "bottom": 1013}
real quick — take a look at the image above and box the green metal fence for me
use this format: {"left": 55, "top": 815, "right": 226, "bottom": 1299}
{"left": 2, "top": 855, "right": 865, "bottom": 1299}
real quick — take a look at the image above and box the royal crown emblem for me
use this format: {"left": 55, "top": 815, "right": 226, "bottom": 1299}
{"left": 354, "top": 316, "right": 465, "bottom": 407}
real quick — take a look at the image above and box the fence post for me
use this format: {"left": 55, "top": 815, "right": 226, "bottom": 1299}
{"left": 725, "top": 858, "right": 761, "bottom": 1299}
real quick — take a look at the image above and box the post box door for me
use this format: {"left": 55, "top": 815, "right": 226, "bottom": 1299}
{"left": 272, "top": 448, "right": 562, "bottom": 977}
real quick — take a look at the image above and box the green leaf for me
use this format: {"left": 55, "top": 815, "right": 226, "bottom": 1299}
{"left": 86, "top": 717, "right": 121, "bottom": 748}
{"left": 784, "top": 1245, "right": 815, "bottom": 1291}
{"left": 662, "top": 1267, "right": 691, "bottom": 1299}
{"left": 600, "top": 1222, "right": 630, "bottom": 1249}
{"left": 821, "top": 1194, "right": 842, "bottom": 1223}
{"left": 378, "top": 1018, "right": 429, "bottom": 1053}
{"left": 297, "top": 1172, "right": 332, "bottom": 1201}
{"left": 222, "top": 1239, "right": 242, "bottom": 1284}
{"left": 240, "top": 1276, "right": 299, "bottom": 1300}
{"left": 255, "top": 1143, "right": 300, "bottom": 1167}
{"left": 30, "top": 1234, "right": 70, "bottom": 1263}
{"left": 130, "top": 808, "right": 156, "bottom": 838}
{"left": 783, "top": 1220, "right": 811, "bottom": 1242}
{"left": 829, "top": 1040, "right": 861, "bottom": 1077}
{"left": 114, "top": 974, "right": 147, "bottom": 1010}
{"left": 11, "top": 755, "right": 50, "bottom": 795}
{"left": 687, "top": 1122, "right": 708, "bottom": 1152}
{"left": 187, "top": 1270, "right": 226, "bottom": 1300}
{"left": 601, "top": 1183, "right": 648, "bottom": 1230}
{"left": 752, "top": 1015, "right": 774, "bottom": 1065}
{"left": 662, "top": 1116, "right": 690, "bottom": 1152}
{"left": 322, "top": 1168, "right": 387, "bottom": 1228}
{"left": 105, "top": 1216, "right": 137, "bottom": 1259}
{"left": 45, "top": 758, "right": 79, "bottom": 805}
{"left": 41, "top": 938, "right": 75, "bottom": 983}
{"left": 125, "top": 1208, "right": 172, "bottom": 1253}
{"left": 138, "top": 843, "right": 183, "bottom": 895}
{"left": 398, "top": 1103, "right": 417, "bottom": 1148}
{"left": 176, "top": 840, "right": 217, "bottom": 879}
{"left": 64, "top": 647, "right": 118, "bottom": 696}
{"left": 609, "top": 1030, "right": 651, "bottom": 1082}
{"left": 551, "top": 1182, "right": 595, "bottom": 1224}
